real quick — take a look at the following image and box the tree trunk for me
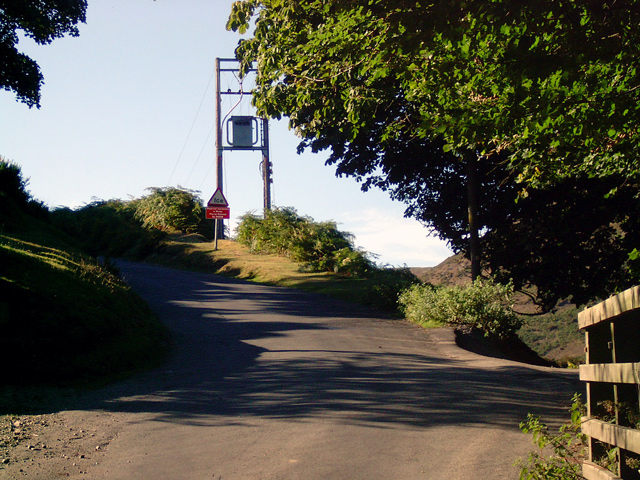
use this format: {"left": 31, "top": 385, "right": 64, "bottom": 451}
{"left": 466, "top": 153, "right": 481, "bottom": 281}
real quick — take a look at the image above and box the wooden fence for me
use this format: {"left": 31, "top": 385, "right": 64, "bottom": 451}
{"left": 579, "top": 286, "right": 640, "bottom": 479}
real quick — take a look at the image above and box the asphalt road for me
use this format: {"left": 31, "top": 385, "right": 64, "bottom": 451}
{"left": 85, "top": 261, "right": 581, "bottom": 480}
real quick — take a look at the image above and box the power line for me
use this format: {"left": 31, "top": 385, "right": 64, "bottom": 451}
{"left": 166, "top": 66, "right": 216, "bottom": 186}
{"left": 184, "top": 121, "right": 216, "bottom": 187}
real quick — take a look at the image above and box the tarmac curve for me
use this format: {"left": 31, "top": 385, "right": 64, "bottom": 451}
{"left": 26, "top": 262, "right": 584, "bottom": 479}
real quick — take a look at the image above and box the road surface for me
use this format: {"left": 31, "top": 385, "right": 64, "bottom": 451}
{"left": 74, "top": 262, "right": 582, "bottom": 479}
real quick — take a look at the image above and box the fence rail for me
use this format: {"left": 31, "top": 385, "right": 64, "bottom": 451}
{"left": 579, "top": 286, "right": 640, "bottom": 480}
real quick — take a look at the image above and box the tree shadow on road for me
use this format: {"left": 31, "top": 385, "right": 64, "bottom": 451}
{"left": 13, "top": 262, "right": 583, "bottom": 432}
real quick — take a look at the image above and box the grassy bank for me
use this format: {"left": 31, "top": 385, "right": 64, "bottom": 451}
{"left": 147, "top": 235, "right": 409, "bottom": 314}
{"left": 0, "top": 231, "right": 169, "bottom": 390}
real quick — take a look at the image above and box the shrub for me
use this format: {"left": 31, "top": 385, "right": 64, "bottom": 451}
{"left": 328, "top": 246, "right": 372, "bottom": 277}
{"left": 235, "top": 207, "right": 375, "bottom": 276}
{"left": 0, "top": 158, "right": 30, "bottom": 208}
{"left": 365, "top": 266, "right": 420, "bottom": 313}
{"left": 0, "top": 158, "right": 48, "bottom": 227}
{"left": 51, "top": 200, "right": 164, "bottom": 258}
{"left": 516, "top": 394, "right": 587, "bottom": 479}
{"left": 134, "top": 186, "right": 205, "bottom": 234}
{"left": 398, "top": 278, "right": 521, "bottom": 338}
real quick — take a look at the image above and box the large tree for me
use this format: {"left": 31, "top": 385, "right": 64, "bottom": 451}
{"left": 0, "top": 0, "right": 87, "bottom": 107}
{"left": 227, "top": 0, "right": 640, "bottom": 308}
{"left": 323, "top": 125, "right": 640, "bottom": 311}
{"left": 229, "top": 0, "right": 640, "bottom": 189}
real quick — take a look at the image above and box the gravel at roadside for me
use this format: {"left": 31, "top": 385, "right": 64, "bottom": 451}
{"left": 0, "top": 410, "right": 121, "bottom": 479}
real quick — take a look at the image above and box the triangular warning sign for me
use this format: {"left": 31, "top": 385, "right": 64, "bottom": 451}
{"left": 207, "top": 188, "right": 229, "bottom": 207}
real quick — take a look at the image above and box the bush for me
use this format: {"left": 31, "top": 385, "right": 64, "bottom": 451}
{"left": 51, "top": 200, "right": 165, "bottom": 258}
{"left": 0, "top": 158, "right": 30, "bottom": 208}
{"left": 236, "top": 207, "right": 375, "bottom": 276}
{"left": 134, "top": 186, "right": 206, "bottom": 234}
{"left": 398, "top": 278, "right": 521, "bottom": 338}
{"left": 365, "top": 266, "right": 420, "bottom": 313}
{"left": 51, "top": 187, "right": 214, "bottom": 259}
{"left": 0, "top": 158, "right": 48, "bottom": 228}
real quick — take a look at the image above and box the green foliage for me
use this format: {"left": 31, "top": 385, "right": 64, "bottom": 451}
{"left": 397, "top": 283, "right": 445, "bottom": 329}
{"left": 51, "top": 200, "right": 164, "bottom": 259}
{"left": 516, "top": 394, "right": 587, "bottom": 480}
{"left": 1, "top": 0, "right": 87, "bottom": 107}
{"left": 134, "top": 187, "right": 206, "bottom": 235}
{"left": 0, "top": 159, "right": 29, "bottom": 207}
{"left": 229, "top": 0, "right": 640, "bottom": 187}
{"left": 235, "top": 207, "right": 375, "bottom": 276}
{"left": 628, "top": 248, "right": 640, "bottom": 281}
{"left": 484, "top": 176, "right": 640, "bottom": 311}
{"left": 364, "top": 267, "right": 420, "bottom": 314}
{"left": 227, "top": 2, "right": 640, "bottom": 310}
{"left": 52, "top": 187, "right": 209, "bottom": 259}
{"left": 398, "top": 278, "right": 521, "bottom": 338}
{"left": 0, "top": 157, "right": 48, "bottom": 228}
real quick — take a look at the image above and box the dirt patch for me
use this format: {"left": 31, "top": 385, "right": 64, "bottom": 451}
{"left": 0, "top": 410, "right": 121, "bottom": 479}
{"left": 171, "top": 233, "right": 209, "bottom": 243}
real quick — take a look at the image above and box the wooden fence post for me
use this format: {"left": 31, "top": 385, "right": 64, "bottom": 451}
{"left": 579, "top": 286, "right": 640, "bottom": 479}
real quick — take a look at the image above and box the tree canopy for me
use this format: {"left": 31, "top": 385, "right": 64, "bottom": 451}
{"left": 227, "top": 0, "right": 640, "bottom": 309}
{"left": 0, "top": 0, "right": 87, "bottom": 107}
{"left": 228, "top": 0, "right": 640, "bottom": 188}
{"left": 341, "top": 137, "right": 640, "bottom": 310}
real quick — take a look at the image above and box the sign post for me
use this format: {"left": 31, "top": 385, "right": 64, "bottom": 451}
{"left": 207, "top": 188, "right": 230, "bottom": 250}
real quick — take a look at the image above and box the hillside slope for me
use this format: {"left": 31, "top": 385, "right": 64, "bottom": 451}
{"left": 0, "top": 224, "right": 169, "bottom": 391}
{"left": 411, "top": 254, "right": 472, "bottom": 287}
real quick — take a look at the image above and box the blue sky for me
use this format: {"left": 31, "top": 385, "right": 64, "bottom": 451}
{"left": 0, "top": 0, "right": 453, "bottom": 267}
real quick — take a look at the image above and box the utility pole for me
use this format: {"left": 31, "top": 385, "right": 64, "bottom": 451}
{"left": 213, "top": 57, "right": 272, "bottom": 237}
{"left": 214, "top": 58, "right": 224, "bottom": 239}
{"left": 261, "top": 117, "right": 272, "bottom": 215}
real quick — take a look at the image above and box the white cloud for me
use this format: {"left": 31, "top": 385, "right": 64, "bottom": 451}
{"left": 335, "top": 208, "right": 453, "bottom": 267}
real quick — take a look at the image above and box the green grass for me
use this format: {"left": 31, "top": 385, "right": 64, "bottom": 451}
{"left": 148, "top": 236, "right": 415, "bottom": 315}
{"left": 517, "top": 305, "right": 585, "bottom": 365}
{"left": 0, "top": 231, "right": 169, "bottom": 389}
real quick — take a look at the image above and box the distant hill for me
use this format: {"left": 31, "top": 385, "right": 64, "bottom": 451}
{"left": 411, "top": 253, "right": 472, "bottom": 287}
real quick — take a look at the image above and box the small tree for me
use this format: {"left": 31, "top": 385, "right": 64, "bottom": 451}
{"left": 134, "top": 187, "right": 204, "bottom": 234}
